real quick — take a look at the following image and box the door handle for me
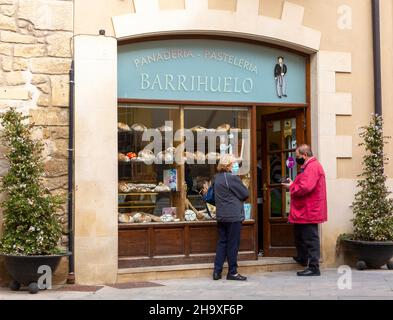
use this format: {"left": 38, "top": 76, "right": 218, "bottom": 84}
{"left": 262, "top": 183, "right": 267, "bottom": 202}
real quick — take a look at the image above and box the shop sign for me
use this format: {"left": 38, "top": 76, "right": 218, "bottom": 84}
{"left": 118, "top": 39, "right": 307, "bottom": 104}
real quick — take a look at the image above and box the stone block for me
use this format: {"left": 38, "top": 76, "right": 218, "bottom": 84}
{"left": 47, "top": 32, "right": 72, "bottom": 58}
{"left": 0, "top": 43, "right": 12, "bottom": 55}
{"left": 0, "top": 86, "right": 29, "bottom": 100}
{"left": 43, "top": 126, "right": 68, "bottom": 139}
{"left": 37, "top": 93, "right": 50, "bottom": 106}
{"left": 14, "top": 44, "right": 46, "bottom": 58}
{"left": 31, "top": 74, "right": 49, "bottom": 85}
{"left": 0, "top": 30, "right": 36, "bottom": 43}
{"left": 42, "top": 176, "right": 68, "bottom": 191}
{"left": 0, "top": 158, "right": 10, "bottom": 176}
{"left": 281, "top": 1, "right": 304, "bottom": 25}
{"left": 12, "top": 57, "right": 28, "bottom": 71}
{"left": 4, "top": 71, "right": 26, "bottom": 85}
{"left": 0, "top": 4, "right": 16, "bottom": 17}
{"left": 1, "top": 56, "right": 12, "bottom": 71}
{"left": 30, "top": 107, "right": 68, "bottom": 126}
{"left": 30, "top": 57, "right": 71, "bottom": 74}
{"left": 36, "top": 82, "right": 50, "bottom": 94}
{"left": 335, "top": 136, "right": 353, "bottom": 158}
{"left": 51, "top": 75, "right": 69, "bottom": 106}
{"left": 19, "top": 0, "right": 73, "bottom": 31}
{"left": 49, "top": 138, "right": 68, "bottom": 158}
{"left": 44, "top": 158, "right": 68, "bottom": 177}
{"left": 0, "top": 12, "right": 16, "bottom": 30}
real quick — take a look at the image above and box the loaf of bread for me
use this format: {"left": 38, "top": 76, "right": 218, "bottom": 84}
{"left": 191, "top": 125, "right": 206, "bottom": 132}
{"left": 217, "top": 123, "right": 230, "bottom": 131}
{"left": 118, "top": 153, "right": 129, "bottom": 162}
{"left": 131, "top": 123, "right": 147, "bottom": 131}
{"left": 118, "top": 122, "right": 131, "bottom": 132}
{"left": 195, "top": 151, "right": 206, "bottom": 162}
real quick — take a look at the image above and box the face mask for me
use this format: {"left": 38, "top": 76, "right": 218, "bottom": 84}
{"left": 231, "top": 162, "right": 240, "bottom": 174}
{"left": 296, "top": 157, "right": 306, "bottom": 166}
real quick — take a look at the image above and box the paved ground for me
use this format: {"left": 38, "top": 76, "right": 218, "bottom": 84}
{"left": 1, "top": 268, "right": 393, "bottom": 300}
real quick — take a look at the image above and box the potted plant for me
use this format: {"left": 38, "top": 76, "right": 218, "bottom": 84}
{"left": 0, "top": 108, "right": 69, "bottom": 293}
{"left": 341, "top": 114, "right": 393, "bottom": 270}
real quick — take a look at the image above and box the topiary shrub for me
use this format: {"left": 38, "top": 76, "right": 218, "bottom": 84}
{"left": 0, "top": 108, "right": 64, "bottom": 255}
{"left": 351, "top": 114, "right": 393, "bottom": 241}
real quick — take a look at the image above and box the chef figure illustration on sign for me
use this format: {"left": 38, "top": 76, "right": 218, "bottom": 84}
{"left": 274, "top": 56, "right": 288, "bottom": 98}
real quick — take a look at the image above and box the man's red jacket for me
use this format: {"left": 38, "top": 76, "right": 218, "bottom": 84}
{"left": 289, "top": 157, "right": 328, "bottom": 224}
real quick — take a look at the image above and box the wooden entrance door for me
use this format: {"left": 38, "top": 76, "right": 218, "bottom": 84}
{"left": 262, "top": 110, "right": 305, "bottom": 256}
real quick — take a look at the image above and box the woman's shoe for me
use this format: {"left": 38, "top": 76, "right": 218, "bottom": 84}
{"left": 213, "top": 273, "right": 222, "bottom": 280}
{"left": 226, "top": 273, "right": 247, "bottom": 281}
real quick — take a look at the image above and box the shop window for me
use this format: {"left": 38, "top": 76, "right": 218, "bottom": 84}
{"left": 184, "top": 106, "right": 252, "bottom": 220}
{"left": 117, "top": 104, "right": 253, "bottom": 225}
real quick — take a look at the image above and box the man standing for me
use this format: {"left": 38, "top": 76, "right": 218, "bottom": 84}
{"left": 282, "top": 144, "right": 327, "bottom": 276}
{"left": 274, "top": 56, "right": 287, "bottom": 98}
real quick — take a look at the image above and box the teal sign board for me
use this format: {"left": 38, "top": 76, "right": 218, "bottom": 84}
{"left": 118, "top": 39, "right": 307, "bottom": 104}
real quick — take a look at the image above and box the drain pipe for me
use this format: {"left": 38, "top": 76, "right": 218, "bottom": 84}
{"left": 372, "top": 0, "right": 382, "bottom": 115}
{"left": 66, "top": 61, "right": 75, "bottom": 284}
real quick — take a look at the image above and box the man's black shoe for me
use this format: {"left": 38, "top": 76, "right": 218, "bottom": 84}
{"left": 226, "top": 273, "right": 247, "bottom": 281}
{"left": 293, "top": 256, "right": 308, "bottom": 267}
{"left": 213, "top": 273, "right": 222, "bottom": 280}
{"left": 297, "top": 268, "right": 321, "bottom": 277}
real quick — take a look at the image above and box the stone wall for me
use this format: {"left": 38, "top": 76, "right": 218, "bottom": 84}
{"left": 0, "top": 0, "right": 73, "bottom": 285}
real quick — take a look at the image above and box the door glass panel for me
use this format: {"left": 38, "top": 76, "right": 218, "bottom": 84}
{"left": 284, "top": 118, "right": 296, "bottom": 150}
{"left": 284, "top": 190, "right": 290, "bottom": 218}
{"left": 267, "top": 120, "right": 281, "bottom": 151}
{"left": 270, "top": 188, "right": 282, "bottom": 218}
{"left": 269, "top": 153, "right": 282, "bottom": 185}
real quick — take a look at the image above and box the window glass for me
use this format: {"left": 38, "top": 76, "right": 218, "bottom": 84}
{"left": 184, "top": 106, "right": 253, "bottom": 220}
{"left": 118, "top": 105, "right": 183, "bottom": 224}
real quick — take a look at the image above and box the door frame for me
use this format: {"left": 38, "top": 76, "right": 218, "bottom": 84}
{"left": 261, "top": 109, "right": 306, "bottom": 257}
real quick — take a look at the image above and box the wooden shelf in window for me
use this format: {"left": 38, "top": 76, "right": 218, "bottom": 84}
{"left": 118, "top": 191, "right": 172, "bottom": 196}
{"left": 118, "top": 205, "right": 157, "bottom": 209}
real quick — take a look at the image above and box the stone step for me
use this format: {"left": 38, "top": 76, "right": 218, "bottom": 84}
{"left": 117, "top": 257, "right": 299, "bottom": 282}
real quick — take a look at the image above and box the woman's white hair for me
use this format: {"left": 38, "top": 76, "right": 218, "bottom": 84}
{"left": 217, "top": 154, "right": 236, "bottom": 172}
{"left": 219, "top": 154, "right": 236, "bottom": 166}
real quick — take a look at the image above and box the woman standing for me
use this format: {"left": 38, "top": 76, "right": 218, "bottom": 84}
{"left": 213, "top": 154, "right": 249, "bottom": 281}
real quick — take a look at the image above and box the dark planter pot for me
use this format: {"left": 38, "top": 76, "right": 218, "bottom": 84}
{"left": 343, "top": 239, "right": 393, "bottom": 270}
{"left": 1, "top": 253, "right": 70, "bottom": 294}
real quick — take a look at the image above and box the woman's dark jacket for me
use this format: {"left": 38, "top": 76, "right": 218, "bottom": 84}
{"left": 214, "top": 172, "right": 250, "bottom": 222}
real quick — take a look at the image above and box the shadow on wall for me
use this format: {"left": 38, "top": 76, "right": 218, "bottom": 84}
{"left": 335, "top": 238, "right": 358, "bottom": 268}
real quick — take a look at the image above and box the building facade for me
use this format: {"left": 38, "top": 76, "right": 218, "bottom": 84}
{"left": 0, "top": 0, "right": 393, "bottom": 285}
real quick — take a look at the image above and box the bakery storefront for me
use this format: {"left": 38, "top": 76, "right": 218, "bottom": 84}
{"left": 115, "top": 38, "right": 309, "bottom": 268}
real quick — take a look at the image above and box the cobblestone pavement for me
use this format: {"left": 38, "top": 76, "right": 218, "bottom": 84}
{"left": 1, "top": 268, "right": 393, "bottom": 300}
